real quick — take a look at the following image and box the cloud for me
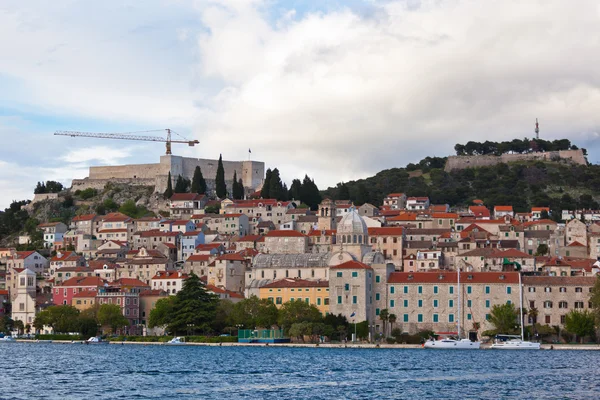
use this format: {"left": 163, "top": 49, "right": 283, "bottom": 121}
{"left": 193, "top": 0, "right": 600, "bottom": 187}
{"left": 60, "top": 146, "right": 133, "bottom": 165}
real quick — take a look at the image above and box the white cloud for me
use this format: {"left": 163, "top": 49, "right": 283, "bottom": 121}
{"left": 60, "top": 146, "right": 133, "bottom": 165}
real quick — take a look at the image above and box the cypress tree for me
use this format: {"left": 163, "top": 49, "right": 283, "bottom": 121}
{"left": 191, "top": 166, "right": 207, "bottom": 194}
{"left": 174, "top": 175, "right": 190, "bottom": 193}
{"left": 289, "top": 179, "right": 302, "bottom": 200}
{"left": 215, "top": 154, "right": 227, "bottom": 198}
{"left": 300, "top": 175, "right": 322, "bottom": 210}
{"left": 261, "top": 168, "right": 272, "bottom": 198}
{"left": 164, "top": 171, "right": 173, "bottom": 198}
{"left": 269, "top": 168, "right": 283, "bottom": 200}
{"left": 232, "top": 171, "right": 244, "bottom": 200}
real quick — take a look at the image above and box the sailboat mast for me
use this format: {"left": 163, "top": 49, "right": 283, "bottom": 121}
{"left": 457, "top": 268, "right": 461, "bottom": 339}
{"left": 519, "top": 271, "right": 524, "bottom": 340}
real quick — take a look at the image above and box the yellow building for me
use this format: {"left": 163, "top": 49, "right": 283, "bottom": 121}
{"left": 259, "top": 278, "right": 330, "bottom": 315}
{"left": 71, "top": 290, "right": 97, "bottom": 311}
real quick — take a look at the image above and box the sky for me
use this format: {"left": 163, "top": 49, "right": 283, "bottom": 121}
{"left": 1, "top": 0, "right": 600, "bottom": 209}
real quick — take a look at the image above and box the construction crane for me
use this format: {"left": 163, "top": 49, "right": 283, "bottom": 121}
{"left": 54, "top": 129, "right": 199, "bottom": 155}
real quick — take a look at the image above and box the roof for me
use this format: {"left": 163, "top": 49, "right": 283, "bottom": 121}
{"left": 523, "top": 219, "right": 557, "bottom": 227}
{"left": 567, "top": 241, "right": 586, "bottom": 247}
{"left": 73, "top": 290, "right": 98, "bottom": 298}
{"left": 228, "top": 199, "right": 290, "bottom": 208}
{"left": 387, "top": 214, "right": 417, "bottom": 222}
{"left": 181, "top": 231, "right": 204, "bottom": 237}
{"left": 265, "top": 230, "right": 306, "bottom": 238}
{"left": 222, "top": 213, "right": 244, "bottom": 218}
{"left": 469, "top": 206, "right": 491, "bottom": 217}
{"left": 206, "top": 285, "right": 245, "bottom": 298}
{"left": 368, "top": 227, "right": 404, "bottom": 236}
{"left": 38, "top": 222, "right": 63, "bottom": 228}
{"left": 330, "top": 260, "right": 372, "bottom": 270}
{"left": 307, "top": 230, "right": 336, "bottom": 237}
{"left": 431, "top": 213, "right": 458, "bottom": 219}
{"left": 262, "top": 278, "right": 329, "bottom": 289}
{"left": 59, "top": 276, "right": 106, "bottom": 287}
{"left": 522, "top": 276, "right": 596, "bottom": 286}
{"left": 407, "top": 197, "right": 429, "bottom": 202}
{"left": 136, "top": 229, "right": 180, "bottom": 237}
{"left": 492, "top": 249, "right": 532, "bottom": 258}
{"left": 170, "top": 193, "right": 205, "bottom": 201}
{"left": 152, "top": 271, "right": 189, "bottom": 280}
{"left": 494, "top": 206, "right": 513, "bottom": 212}
{"left": 72, "top": 214, "right": 97, "bottom": 222}
{"left": 195, "top": 243, "right": 223, "bottom": 250}
{"left": 531, "top": 207, "right": 550, "bottom": 212}
{"left": 50, "top": 251, "right": 81, "bottom": 262}
{"left": 186, "top": 254, "right": 212, "bottom": 262}
{"left": 101, "top": 212, "right": 132, "bottom": 223}
{"left": 13, "top": 251, "right": 36, "bottom": 260}
{"left": 237, "top": 235, "right": 262, "bottom": 242}
{"left": 98, "top": 228, "right": 128, "bottom": 233}
{"left": 110, "top": 278, "right": 149, "bottom": 287}
{"left": 216, "top": 253, "right": 246, "bottom": 262}
{"left": 0, "top": 290, "right": 9, "bottom": 296}
{"left": 388, "top": 272, "right": 519, "bottom": 284}
{"left": 386, "top": 193, "right": 405, "bottom": 198}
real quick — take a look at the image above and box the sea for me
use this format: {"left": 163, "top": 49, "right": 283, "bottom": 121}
{"left": 0, "top": 343, "right": 599, "bottom": 399}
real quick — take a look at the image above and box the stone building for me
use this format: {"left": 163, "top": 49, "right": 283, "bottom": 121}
{"left": 11, "top": 269, "right": 37, "bottom": 326}
{"left": 367, "top": 227, "right": 404, "bottom": 268}
{"left": 263, "top": 230, "right": 309, "bottom": 254}
{"left": 259, "top": 278, "right": 330, "bottom": 315}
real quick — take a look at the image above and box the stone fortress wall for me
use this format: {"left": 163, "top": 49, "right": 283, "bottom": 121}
{"left": 444, "top": 149, "right": 587, "bottom": 172}
{"left": 72, "top": 155, "right": 265, "bottom": 194}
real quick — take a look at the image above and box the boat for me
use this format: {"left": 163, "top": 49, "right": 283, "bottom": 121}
{"left": 86, "top": 336, "right": 109, "bottom": 344}
{"left": 166, "top": 337, "right": 186, "bottom": 345}
{"left": 424, "top": 268, "right": 481, "bottom": 349}
{"left": 491, "top": 272, "right": 541, "bottom": 350}
{"left": 0, "top": 336, "right": 16, "bottom": 342}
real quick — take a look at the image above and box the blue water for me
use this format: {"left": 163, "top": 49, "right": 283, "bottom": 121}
{"left": 1, "top": 343, "right": 599, "bottom": 399}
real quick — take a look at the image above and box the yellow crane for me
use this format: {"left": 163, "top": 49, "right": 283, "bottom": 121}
{"left": 54, "top": 128, "right": 199, "bottom": 155}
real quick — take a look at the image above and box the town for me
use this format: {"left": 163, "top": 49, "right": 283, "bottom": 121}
{"left": 1, "top": 148, "right": 600, "bottom": 346}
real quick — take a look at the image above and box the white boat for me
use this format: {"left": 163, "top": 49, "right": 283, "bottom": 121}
{"left": 424, "top": 268, "right": 481, "bottom": 350}
{"left": 0, "top": 336, "right": 16, "bottom": 342}
{"left": 491, "top": 272, "right": 541, "bottom": 350}
{"left": 166, "top": 337, "right": 186, "bottom": 345}
{"left": 86, "top": 336, "right": 109, "bottom": 344}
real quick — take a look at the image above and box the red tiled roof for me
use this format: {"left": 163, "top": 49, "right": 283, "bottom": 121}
{"left": 216, "top": 253, "right": 246, "bottom": 262}
{"left": 152, "top": 271, "right": 189, "bottom": 280}
{"left": 72, "top": 214, "right": 97, "bottom": 222}
{"left": 98, "top": 229, "right": 128, "bottom": 233}
{"left": 387, "top": 214, "right": 417, "bottom": 221}
{"left": 330, "top": 260, "right": 372, "bottom": 270}
{"left": 195, "top": 243, "right": 223, "bottom": 250}
{"left": 431, "top": 212, "right": 458, "bottom": 219}
{"left": 110, "top": 278, "right": 149, "bottom": 287}
{"left": 170, "top": 193, "right": 205, "bottom": 201}
{"left": 59, "top": 276, "right": 106, "bottom": 287}
{"left": 368, "top": 227, "right": 404, "bottom": 236}
{"left": 531, "top": 207, "right": 550, "bottom": 212}
{"left": 522, "top": 276, "right": 596, "bottom": 285}
{"left": 265, "top": 230, "right": 306, "bottom": 238}
{"left": 494, "top": 206, "right": 513, "bottom": 212}
{"left": 38, "top": 222, "right": 63, "bottom": 228}
{"left": 206, "top": 285, "right": 244, "bottom": 298}
{"left": 567, "top": 241, "right": 586, "bottom": 247}
{"left": 228, "top": 199, "right": 289, "bottom": 208}
{"left": 13, "top": 251, "right": 36, "bottom": 260}
{"left": 307, "top": 229, "right": 336, "bottom": 237}
{"left": 262, "top": 278, "right": 329, "bottom": 288}
{"left": 73, "top": 290, "right": 98, "bottom": 298}
{"left": 492, "top": 249, "right": 532, "bottom": 258}
{"left": 137, "top": 229, "right": 180, "bottom": 237}
{"left": 237, "top": 235, "right": 262, "bottom": 242}
{"left": 140, "top": 289, "right": 168, "bottom": 297}
{"left": 469, "top": 206, "right": 491, "bottom": 217}
{"left": 222, "top": 213, "right": 244, "bottom": 218}
{"left": 101, "top": 212, "right": 132, "bottom": 222}
{"left": 50, "top": 251, "right": 81, "bottom": 262}
{"left": 389, "top": 272, "right": 519, "bottom": 284}
{"left": 523, "top": 219, "right": 557, "bottom": 227}
{"left": 187, "top": 254, "right": 212, "bottom": 262}
{"left": 386, "top": 193, "right": 405, "bottom": 198}
{"left": 238, "top": 248, "right": 259, "bottom": 257}
{"left": 181, "top": 231, "right": 204, "bottom": 237}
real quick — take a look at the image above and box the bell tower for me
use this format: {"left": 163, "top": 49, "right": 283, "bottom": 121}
{"left": 318, "top": 199, "right": 337, "bottom": 230}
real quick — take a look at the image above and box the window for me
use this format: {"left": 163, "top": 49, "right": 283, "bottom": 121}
{"left": 449, "top": 286, "right": 454, "bottom": 295}
{"left": 390, "top": 286, "right": 395, "bottom": 294}
{"left": 276, "top": 297, "right": 282, "bottom": 305}
{"left": 403, "top": 314, "right": 409, "bottom": 322}
{"left": 375, "top": 293, "right": 380, "bottom": 301}
{"left": 418, "top": 299, "right": 423, "bottom": 308}
{"left": 324, "top": 298, "right": 329, "bottom": 305}
{"left": 485, "top": 286, "right": 490, "bottom": 294}
{"left": 545, "top": 287, "right": 551, "bottom": 293}
{"left": 337, "top": 296, "right": 342, "bottom": 304}
{"left": 545, "top": 315, "right": 551, "bottom": 324}
{"left": 467, "top": 300, "right": 472, "bottom": 308}
{"left": 345, "top": 284, "right": 350, "bottom": 291}
{"left": 433, "top": 299, "right": 438, "bottom": 308}
{"left": 390, "top": 300, "right": 395, "bottom": 307}
{"left": 433, "top": 314, "right": 439, "bottom": 323}
{"left": 574, "top": 301, "right": 584, "bottom": 309}
{"left": 403, "top": 286, "right": 408, "bottom": 294}
{"left": 352, "top": 271, "right": 358, "bottom": 278}
{"left": 467, "top": 286, "right": 472, "bottom": 294}
{"left": 486, "top": 314, "right": 490, "bottom": 321}
{"left": 448, "top": 299, "right": 454, "bottom": 308}
{"left": 376, "top": 308, "right": 380, "bottom": 316}
{"left": 575, "top": 287, "right": 583, "bottom": 293}
{"left": 403, "top": 299, "right": 408, "bottom": 308}
{"left": 506, "top": 287, "right": 512, "bottom": 294}
{"left": 558, "top": 301, "right": 568, "bottom": 309}
{"left": 337, "top": 272, "right": 343, "bottom": 278}
{"left": 467, "top": 313, "right": 472, "bottom": 320}
{"left": 433, "top": 286, "right": 438, "bottom": 294}
{"left": 375, "top": 275, "right": 380, "bottom": 283}
{"left": 317, "top": 298, "right": 321, "bottom": 305}
{"left": 543, "top": 301, "right": 553, "bottom": 309}
{"left": 559, "top": 287, "right": 566, "bottom": 293}
{"left": 418, "top": 286, "right": 422, "bottom": 294}
{"left": 352, "top": 296, "right": 357, "bottom": 304}
{"left": 528, "top": 287, "right": 536, "bottom": 293}
{"left": 418, "top": 314, "right": 423, "bottom": 322}
{"left": 485, "top": 300, "right": 490, "bottom": 308}
{"left": 561, "top": 315, "right": 566, "bottom": 324}
{"left": 449, "top": 314, "right": 454, "bottom": 323}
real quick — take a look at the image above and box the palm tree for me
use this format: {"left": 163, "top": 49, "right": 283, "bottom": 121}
{"left": 528, "top": 307, "right": 539, "bottom": 338}
{"left": 388, "top": 314, "right": 397, "bottom": 337}
{"left": 380, "top": 309, "right": 389, "bottom": 337}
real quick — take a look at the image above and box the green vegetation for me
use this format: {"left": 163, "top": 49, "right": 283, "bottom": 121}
{"left": 76, "top": 188, "right": 98, "bottom": 200}
{"left": 564, "top": 310, "right": 596, "bottom": 343}
{"left": 232, "top": 170, "right": 244, "bottom": 200}
{"left": 164, "top": 171, "right": 174, "bottom": 198}
{"left": 34, "top": 180, "right": 64, "bottom": 194}
{"left": 488, "top": 303, "right": 519, "bottom": 335}
{"left": 97, "top": 304, "right": 130, "bottom": 334}
{"left": 174, "top": 175, "right": 191, "bottom": 193}
{"left": 191, "top": 166, "right": 207, "bottom": 195}
{"left": 215, "top": 154, "right": 227, "bottom": 198}
{"left": 454, "top": 138, "right": 581, "bottom": 156}
{"left": 118, "top": 200, "right": 152, "bottom": 219}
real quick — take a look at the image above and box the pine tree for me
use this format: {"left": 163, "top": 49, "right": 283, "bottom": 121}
{"left": 191, "top": 166, "right": 207, "bottom": 194}
{"left": 289, "top": 179, "right": 302, "bottom": 200}
{"left": 164, "top": 172, "right": 173, "bottom": 198}
{"left": 300, "top": 175, "right": 322, "bottom": 210}
{"left": 281, "top": 183, "right": 289, "bottom": 201}
{"left": 232, "top": 171, "right": 244, "bottom": 199}
{"left": 261, "top": 168, "right": 272, "bottom": 198}
{"left": 215, "top": 154, "right": 226, "bottom": 198}
{"left": 337, "top": 182, "right": 350, "bottom": 200}
{"left": 269, "top": 168, "right": 284, "bottom": 200}
{"left": 174, "top": 175, "right": 190, "bottom": 193}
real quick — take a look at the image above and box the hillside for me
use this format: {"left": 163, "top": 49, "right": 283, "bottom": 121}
{"left": 323, "top": 157, "right": 600, "bottom": 218}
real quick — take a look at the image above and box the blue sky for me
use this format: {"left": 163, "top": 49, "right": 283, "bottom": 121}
{"left": 1, "top": 0, "right": 600, "bottom": 208}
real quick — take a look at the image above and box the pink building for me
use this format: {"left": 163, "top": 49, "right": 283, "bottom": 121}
{"left": 52, "top": 276, "right": 106, "bottom": 306}
{"left": 96, "top": 287, "right": 141, "bottom": 335}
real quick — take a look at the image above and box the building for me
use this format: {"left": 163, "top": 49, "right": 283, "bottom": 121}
{"left": 139, "top": 290, "right": 169, "bottom": 335}
{"left": 52, "top": 276, "right": 106, "bottom": 306}
{"left": 368, "top": 227, "right": 404, "bottom": 267}
{"left": 96, "top": 287, "right": 141, "bottom": 335}
{"left": 11, "top": 269, "right": 37, "bottom": 326}
{"left": 38, "top": 222, "right": 68, "bottom": 249}
{"left": 151, "top": 271, "right": 189, "bottom": 295}
{"left": 383, "top": 193, "right": 407, "bottom": 210}
{"left": 259, "top": 278, "right": 330, "bottom": 315}
{"left": 208, "top": 253, "right": 247, "bottom": 294}
{"left": 71, "top": 290, "right": 98, "bottom": 311}
{"left": 263, "top": 230, "right": 309, "bottom": 254}
{"left": 406, "top": 197, "right": 430, "bottom": 211}
{"left": 328, "top": 260, "right": 375, "bottom": 325}
{"left": 71, "top": 214, "right": 99, "bottom": 236}
{"left": 494, "top": 206, "right": 514, "bottom": 219}
{"left": 168, "top": 193, "right": 208, "bottom": 219}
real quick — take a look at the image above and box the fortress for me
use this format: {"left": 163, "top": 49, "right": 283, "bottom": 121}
{"left": 71, "top": 155, "right": 265, "bottom": 194}
{"left": 444, "top": 149, "right": 587, "bottom": 172}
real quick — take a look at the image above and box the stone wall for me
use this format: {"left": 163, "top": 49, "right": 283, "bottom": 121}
{"left": 444, "top": 149, "right": 586, "bottom": 171}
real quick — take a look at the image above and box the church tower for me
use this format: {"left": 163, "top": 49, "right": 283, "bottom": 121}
{"left": 318, "top": 199, "right": 337, "bottom": 230}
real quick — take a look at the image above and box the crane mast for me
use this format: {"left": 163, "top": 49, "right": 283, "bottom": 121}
{"left": 54, "top": 128, "right": 199, "bottom": 155}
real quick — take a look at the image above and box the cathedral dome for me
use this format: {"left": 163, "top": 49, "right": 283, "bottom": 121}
{"left": 337, "top": 208, "right": 368, "bottom": 236}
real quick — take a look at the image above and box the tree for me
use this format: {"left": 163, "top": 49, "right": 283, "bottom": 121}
{"left": 119, "top": 200, "right": 150, "bottom": 219}
{"left": 261, "top": 168, "right": 272, "bottom": 198}
{"left": 388, "top": 314, "right": 397, "bottom": 336}
{"left": 191, "top": 166, "right": 207, "bottom": 195}
{"left": 489, "top": 303, "right": 519, "bottom": 334}
{"left": 45, "top": 181, "right": 64, "bottom": 193}
{"left": 34, "top": 305, "right": 80, "bottom": 333}
{"left": 230, "top": 296, "right": 278, "bottom": 328}
{"left": 268, "top": 168, "right": 284, "bottom": 200}
{"left": 215, "top": 154, "right": 227, "bottom": 198}
{"left": 232, "top": 171, "right": 244, "bottom": 200}
{"left": 78, "top": 316, "right": 99, "bottom": 338}
{"left": 535, "top": 244, "right": 549, "bottom": 256}
{"left": 299, "top": 175, "right": 322, "bottom": 210}
{"left": 149, "top": 297, "right": 176, "bottom": 329}
{"left": 164, "top": 171, "right": 174, "bottom": 198}
{"left": 212, "top": 299, "right": 235, "bottom": 334}
{"left": 174, "top": 175, "right": 190, "bottom": 193}
{"left": 590, "top": 276, "right": 600, "bottom": 325}
{"left": 103, "top": 198, "right": 119, "bottom": 213}
{"left": 278, "top": 300, "right": 322, "bottom": 332}
{"left": 14, "top": 320, "right": 24, "bottom": 335}
{"left": 0, "top": 316, "right": 14, "bottom": 334}
{"left": 337, "top": 183, "right": 350, "bottom": 200}
{"left": 34, "top": 182, "right": 47, "bottom": 194}
{"left": 379, "top": 309, "right": 389, "bottom": 337}
{"left": 97, "top": 304, "right": 129, "bottom": 334}
{"left": 288, "top": 179, "right": 302, "bottom": 201}
{"left": 564, "top": 310, "right": 595, "bottom": 343}
{"left": 165, "top": 273, "right": 219, "bottom": 335}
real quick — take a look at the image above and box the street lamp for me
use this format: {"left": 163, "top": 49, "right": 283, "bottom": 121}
{"left": 187, "top": 324, "right": 193, "bottom": 337}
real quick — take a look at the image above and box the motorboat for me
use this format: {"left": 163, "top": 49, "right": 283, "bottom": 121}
{"left": 86, "top": 336, "right": 109, "bottom": 344}
{"left": 0, "top": 336, "right": 16, "bottom": 342}
{"left": 491, "top": 334, "right": 541, "bottom": 350}
{"left": 166, "top": 337, "right": 186, "bottom": 345}
{"left": 424, "top": 337, "right": 481, "bottom": 349}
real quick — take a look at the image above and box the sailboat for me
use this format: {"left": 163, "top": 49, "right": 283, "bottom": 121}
{"left": 424, "top": 269, "right": 481, "bottom": 349}
{"left": 491, "top": 271, "right": 540, "bottom": 350}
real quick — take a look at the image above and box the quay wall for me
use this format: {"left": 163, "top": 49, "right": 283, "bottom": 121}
{"left": 444, "top": 149, "right": 587, "bottom": 172}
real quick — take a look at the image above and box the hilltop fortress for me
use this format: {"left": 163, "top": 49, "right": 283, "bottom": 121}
{"left": 444, "top": 149, "right": 587, "bottom": 172}
{"left": 72, "top": 155, "right": 265, "bottom": 194}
